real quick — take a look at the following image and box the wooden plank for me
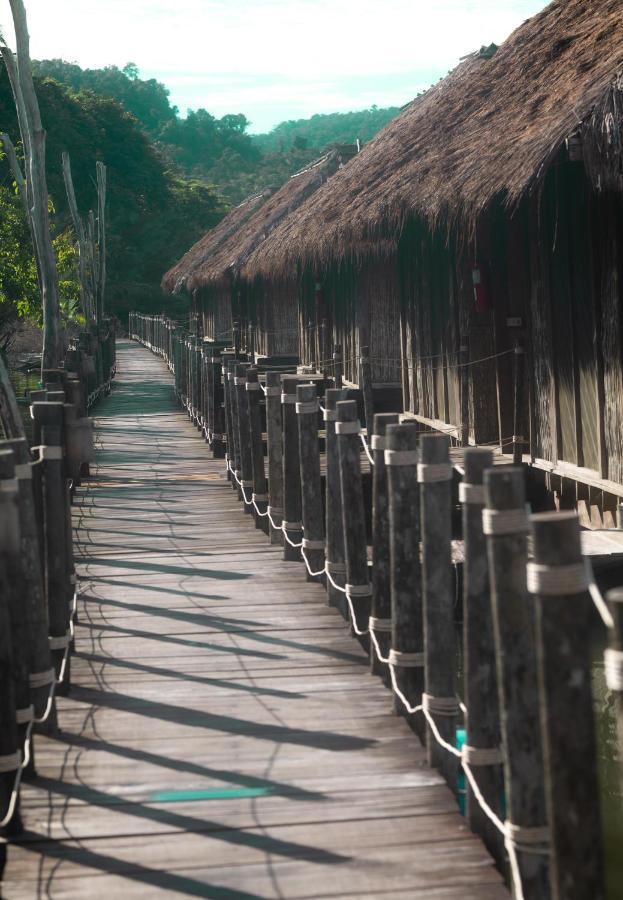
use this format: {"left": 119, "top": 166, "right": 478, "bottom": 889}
{"left": 3, "top": 340, "right": 507, "bottom": 899}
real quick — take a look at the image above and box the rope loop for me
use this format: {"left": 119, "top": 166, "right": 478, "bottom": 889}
{"left": 335, "top": 420, "right": 360, "bottom": 435}
{"left": 388, "top": 648, "right": 424, "bottom": 668}
{"left": 459, "top": 482, "right": 485, "bottom": 504}
{"left": 370, "top": 435, "right": 387, "bottom": 451}
{"left": 605, "top": 648, "right": 623, "bottom": 691}
{"left": 302, "top": 538, "right": 324, "bottom": 551}
{"left": 369, "top": 616, "right": 392, "bottom": 633}
{"left": 526, "top": 562, "right": 588, "bottom": 596}
{"left": 462, "top": 744, "right": 503, "bottom": 766}
{"left": 385, "top": 449, "right": 419, "bottom": 467}
{"left": 417, "top": 463, "right": 452, "bottom": 483}
{"left": 422, "top": 692, "right": 460, "bottom": 716}
{"left": 296, "top": 400, "right": 318, "bottom": 415}
{"left": 345, "top": 583, "right": 372, "bottom": 599}
{"left": 482, "top": 507, "right": 530, "bottom": 536}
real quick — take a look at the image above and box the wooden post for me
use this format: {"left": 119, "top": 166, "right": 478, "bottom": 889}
{"left": 281, "top": 376, "right": 303, "bottom": 561}
{"left": 530, "top": 511, "right": 605, "bottom": 900}
{"left": 0, "top": 462, "right": 20, "bottom": 836}
{"left": 31, "top": 402, "right": 71, "bottom": 695}
{"left": 235, "top": 362, "right": 253, "bottom": 514}
{"left": 2, "top": 438, "right": 54, "bottom": 723}
{"left": 484, "top": 467, "right": 549, "bottom": 897}
{"left": 461, "top": 447, "right": 504, "bottom": 863}
{"left": 419, "top": 433, "right": 457, "bottom": 786}
{"left": 227, "top": 360, "right": 241, "bottom": 493}
{"left": 359, "top": 344, "right": 374, "bottom": 437}
{"left": 336, "top": 399, "right": 371, "bottom": 639}
{"left": 333, "top": 344, "right": 343, "bottom": 390}
{"left": 460, "top": 337, "right": 470, "bottom": 447}
{"left": 211, "top": 348, "right": 226, "bottom": 459}
{"left": 297, "top": 383, "right": 324, "bottom": 582}
{"left": 370, "top": 412, "right": 399, "bottom": 677}
{"left": 606, "top": 588, "right": 623, "bottom": 786}
{"left": 386, "top": 422, "right": 423, "bottom": 735}
{"left": 512, "top": 341, "right": 525, "bottom": 465}
{"left": 0, "top": 449, "right": 32, "bottom": 781}
{"left": 246, "top": 368, "right": 269, "bottom": 534}
{"left": 265, "top": 372, "right": 284, "bottom": 546}
{"left": 324, "top": 388, "right": 348, "bottom": 611}
{"left": 222, "top": 357, "right": 234, "bottom": 481}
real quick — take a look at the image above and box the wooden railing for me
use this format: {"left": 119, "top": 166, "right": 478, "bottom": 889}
{"left": 132, "top": 311, "right": 621, "bottom": 900}
{"left": 0, "top": 323, "right": 116, "bottom": 852}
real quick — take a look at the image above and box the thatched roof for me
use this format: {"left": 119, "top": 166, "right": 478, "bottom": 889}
{"left": 242, "top": 0, "right": 623, "bottom": 279}
{"left": 185, "top": 148, "right": 356, "bottom": 292}
{"left": 161, "top": 190, "right": 271, "bottom": 294}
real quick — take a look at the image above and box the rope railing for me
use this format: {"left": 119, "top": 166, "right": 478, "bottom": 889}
{"left": 134, "top": 312, "right": 614, "bottom": 900}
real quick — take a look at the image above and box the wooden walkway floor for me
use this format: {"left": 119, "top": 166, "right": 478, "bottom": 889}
{"left": 3, "top": 341, "right": 508, "bottom": 899}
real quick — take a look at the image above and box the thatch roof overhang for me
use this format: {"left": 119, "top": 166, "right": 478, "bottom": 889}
{"left": 183, "top": 149, "right": 352, "bottom": 294}
{"left": 161, "top": 190, "right": 272, "bottom": 295}
{"left": 242, "top": 0, "right": 623, "bottom": 281}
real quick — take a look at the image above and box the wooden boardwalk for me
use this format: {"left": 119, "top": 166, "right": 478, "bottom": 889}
{"left": 3, "top": 341, "right": 508, "bottom": 899}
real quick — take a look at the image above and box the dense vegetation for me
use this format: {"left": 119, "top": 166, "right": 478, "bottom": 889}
{"left": 1, "top": 59, "right": 399, "bottom": 343}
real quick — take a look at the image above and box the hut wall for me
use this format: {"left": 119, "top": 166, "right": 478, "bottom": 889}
{"left": 254, "top": 279, "right": 299, "bottom": 358}
{"left": 198, "top": 286, "right": 233, "bottom": 343}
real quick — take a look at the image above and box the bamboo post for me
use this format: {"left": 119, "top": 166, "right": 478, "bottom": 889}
{"left": 3, "top": 438, "right": 54, "bottom": 724}
{"left": 483, "top": 466, "right": 549, "bottom": 897}
{"left": 246, "top": 367, "right": 269, "bottom": 534}
{"left": 281, "top": 376, "right": 303, "bottom": 561}
{"left": 512, "top": 341, "right": 525, "bottom": 465}
{"left": 386, "top": 422, "right": 423, "bottom": 735}
{"left": 606, "top": 588, "right": 623, "bottom": 784}
{"left": 333, "top": 344, "right": 343, "bottom": 390}
{"left": 370, "top": 412, "right": 399, "bottom": 677}
{"left": 419, "top": 433, "right": 457, "bottom": 785}
{"left": 461, "top": 447, "right": 504, "bottom": 863}
{"left": 324, "top": 388, "right": 348, "bottom": 611}
{"left": 265, "top": 372, "right": 284, "bottom": 545}
{"left": 297, "top": 383, "right": 324, "bottom": 582}
{"left": 336, "top": 399, "right": 371, "bottom": 639}
{"left": 530, "top": 511, "right": 605, "bottom": 900}
{"left": 31, "top": 402, "right": 71, "bottom": 695}
{"left": 234, "top": 362, "right": 253, "bottom": 514}
{"left": 359, "top": 344, "right": 374, "bottom": 437}
{"left": 0, "top": 470, "right": 20, "bottom": 836}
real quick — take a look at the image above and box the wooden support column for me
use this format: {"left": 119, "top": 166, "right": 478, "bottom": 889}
{"left": 235, "top": 362, "right": 253, "bottom": 513}
{"left": 419, "top": 433, "right": 457, "bottom": 786}
{"left": 246, "top": 368, "right": 269, "bottom": 534}
{"left": 530, "top": 511, "right": 605, "bottom": 900}
{"left": 386, "top": 422, "right": 423, "bottom": 736}
{"left": 512, "top": 341, "right": 525, "bottom": 464}
{"left": 606, "top": 589, "right": 623, "bottom": 789}
{"left": 370, "top": 412, "right": 399, "bottom": 678}
{"left": 484, "top": 467, "right": 549, "bottom": 897}
{"left": 461, "top": 447, "right": 504, "bottom": 863}
{"left": 297, "top": 383, "right": 324, "bottom": 582}
{"left": 227, "top": 360, "right": 241, "bottom": 493}
{"left": 281, "top": 376, "right": 303, "bottom": 561}
{"left": 359, "top": 344, "right": 374, "bottom": 436}
{"left": 31, "top": 402, "right": 71, "bottom": 695}
{"left": 265, "top": 372, "right": 284, "bottom": 546}
{"left": 211, "top": 348, "right": 226, "bottom": 459}
{"left": 324, "top": 388, "right": 348, "bottom": 611}
{"left": 3, "top": 438, "right": 54, "bottom": 724}
{"left": 336, "top": 399, "right": 371, "bottom": 639}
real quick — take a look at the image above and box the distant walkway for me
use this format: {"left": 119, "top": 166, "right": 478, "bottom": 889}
{"left": 3, "top": 341, "right": 507, "bottom": 899}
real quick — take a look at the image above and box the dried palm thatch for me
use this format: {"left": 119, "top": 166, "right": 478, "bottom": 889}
{"left": 161, "top": 190, "right": 271, "bottom": 294}
{"left": 183, "top": 149, "right": 351, "bottom": 292}
{"left": 242, "top": 0, "right": 623, "bottom": 279}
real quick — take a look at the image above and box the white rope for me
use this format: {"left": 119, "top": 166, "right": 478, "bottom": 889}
{"left": 335, "top": 420, "right": 360, "bottom": 435}
{"left": 245, "top": 382, "right": 260, "bottom": 392}
{"left": 296, "top": 400, "right": 318, "bottom": 414}
{"left": 388, "top": 648, "right": 424, "bottom": 668}
{"left": 359, "top": 433, "right": 375, "bottom": 466}
{"left": 302, "top": 538, "right": 324, "bottom": 551}
{"left": 459, "top": 483, "right": 485, "bottom": 504}
{"left": 370, "top": 435, "right": 387, "bottom": 451}
{"left": 605, "top": 648, "right": 623, "bottom": 691}
{"left": 422, "top": 693, "right": 460, "bottom": 716}
{"left": 281, "top": 393, "right": 297, "bottom": 405}
{"left": 527, "top": 562, "right": 588, "bottom": 596}
{"left": 482, "top": 508, "right": 530, "bottom": 535}
{"left": 323, "top": 408, "right": 337, "bottom": 422}
{"left": 14, "top": 464, "right": 32, "bottom": 481}
{"left": 385, "top": 449, "right": 419, "bottom": 466}
{"left": 417, "top": 463, "right": 453, "bottom": 483}
{"left": 368, "top": 616, "right": 391, "bottom": 632}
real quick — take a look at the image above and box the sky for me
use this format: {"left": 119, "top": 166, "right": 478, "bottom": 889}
{"left": 1, "top": 0, "right": 549, "bottom": 133}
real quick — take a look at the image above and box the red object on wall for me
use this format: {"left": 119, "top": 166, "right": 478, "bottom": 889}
{"left": 472, "top": 262, "right": 490, "bottom": 313}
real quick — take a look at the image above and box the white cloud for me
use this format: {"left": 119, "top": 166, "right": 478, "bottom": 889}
{"left": 0, "top": 0, "right": 548, "bottom": 130}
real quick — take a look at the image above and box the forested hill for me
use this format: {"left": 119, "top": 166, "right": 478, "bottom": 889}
{"left": 251, "top": 107, "right": 400, "bottom": 154}
{"left": 32, "top": 60, "right": 400, "bottom": 204}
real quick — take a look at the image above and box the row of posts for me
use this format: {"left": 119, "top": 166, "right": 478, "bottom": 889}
{"left": 0, "top": 324, "right": 113, "bottom": 858}
{"left": 133, "top": 313, "right": 620, "bottom": 900}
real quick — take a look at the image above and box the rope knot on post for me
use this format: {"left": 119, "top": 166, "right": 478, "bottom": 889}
{"left": 482, "top": 507, "right": 530, "bottom": 535}
{"left": 459, "top": 482, "right": 485, "bottom": 504}
{"left": 462, "top": 744, "right": 503, "bottom": 766}
{"left": 526, "top": 562, "right": 588, "bottom": 595}
{"left": 388, "top": 649, "right": 424, "bottom": 668}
